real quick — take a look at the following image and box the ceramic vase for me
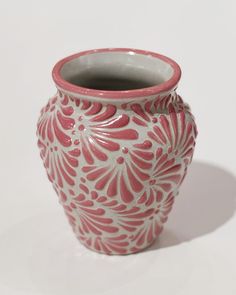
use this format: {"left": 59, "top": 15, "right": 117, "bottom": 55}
{"left": 37, "top": 48, "right": 197, "bottom": 254}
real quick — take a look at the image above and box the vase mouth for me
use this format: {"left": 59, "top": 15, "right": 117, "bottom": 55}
{"left": 52, "top": 48, "right": 181, "bottom": 99}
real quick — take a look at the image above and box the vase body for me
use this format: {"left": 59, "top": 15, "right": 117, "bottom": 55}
{"left": 37, "top": 48, "right": 197, "bottom": 254}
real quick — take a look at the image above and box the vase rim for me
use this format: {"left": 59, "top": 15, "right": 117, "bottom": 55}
{"left": 52, "top": 48, "right": 181, "bottom": 99}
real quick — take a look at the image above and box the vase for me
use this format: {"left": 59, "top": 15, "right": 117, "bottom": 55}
{"left": 37, "top": 48, "right": 197, "bottom": 255}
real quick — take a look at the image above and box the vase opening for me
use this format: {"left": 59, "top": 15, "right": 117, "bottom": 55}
{"left": 52, "top": 48, "right": 181, "bottom": 98}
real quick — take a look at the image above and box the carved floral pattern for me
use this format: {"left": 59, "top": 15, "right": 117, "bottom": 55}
{"left": 37, "top": 90, "right": 197, "bottom": 254}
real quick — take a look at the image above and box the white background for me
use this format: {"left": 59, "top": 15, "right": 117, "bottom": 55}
{"left": 0, "top": 0, "right": 236, "bottom": 294}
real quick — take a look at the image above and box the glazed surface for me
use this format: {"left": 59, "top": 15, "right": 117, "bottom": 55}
{"left": 37, "top": 90, "right": 197, "bottom": 254}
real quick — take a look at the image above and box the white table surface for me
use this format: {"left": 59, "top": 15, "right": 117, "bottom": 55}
{"left": 0, "top": 1, "right": 236, "bottom": 294}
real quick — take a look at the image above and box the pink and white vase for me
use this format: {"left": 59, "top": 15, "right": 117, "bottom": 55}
{"left": 37, "top": 48, "right": 197, "bottom": 255}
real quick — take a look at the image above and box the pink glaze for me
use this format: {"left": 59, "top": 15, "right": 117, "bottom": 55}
{"left": 52, "top": 48, "right": 181, "bottom": 99}
{"left": 37, "top": 49, "right": 197, "bottom": 255}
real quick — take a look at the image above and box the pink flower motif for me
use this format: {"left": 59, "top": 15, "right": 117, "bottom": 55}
{"left": 81, "top": 140, "right": 154, "bottom": 203}
{"left": 86, "top": 190, "right": 161, "bottom": 237}
{"left": 38, "top": 95, "right": 75, "bottom": 147}
{"left": 130, "top": 192, "right": 174, "bottom": 251}
{"left": 59, "top": 189, "right": 119, "bottom": 237}
{"left": 130, "top": 93, "right": 186, "bottom": 127}
{"left": 37, "top": 139, "right": 80, "bottom": 187}
{"left": 155, "top": 191, "right": 175, "bottom": 223}
{"left": 37, "top": 95, "right": 80, "bottom": 188}
{"left": 148, "top": 110, "right": 197, "bottom": 163}
{"left": 152, "top": 93, "right": 186, "bottom": 113}
{"left": 152, "top": 147, "right": 184, "bottom": 192}
{"left": 73, "top": 98, "right": 139, "bottom": 165}
{"left": 131, "top": 102, "right": 153, "bottom": 127}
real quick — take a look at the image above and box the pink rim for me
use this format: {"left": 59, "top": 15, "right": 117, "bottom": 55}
{"left": 52, "top": 48, "right": 181, "bottom": 99}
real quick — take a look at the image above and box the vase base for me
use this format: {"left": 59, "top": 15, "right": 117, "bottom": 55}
{"left": 77, "top": 233, "right": 161, "bottom": 256}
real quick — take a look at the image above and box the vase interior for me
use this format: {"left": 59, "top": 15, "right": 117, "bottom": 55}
{"left": 60, "top": 51, "right": 174, "bottom": 91}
